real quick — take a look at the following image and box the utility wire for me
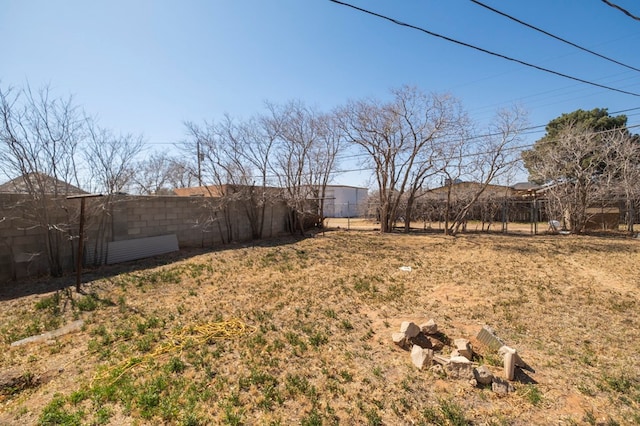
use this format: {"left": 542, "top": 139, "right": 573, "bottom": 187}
{"left": 328, "top": 0, "right": 640, "bottom": 97}
{"left": 142, "top": 106, "right": 640, "bottom": 151}
{"left": 325, "top": 123, "right": 640, "bottom": 178}
{"left": 470, "top": 0, "right": 640, "bottom": 73}
{"left": 601, "top": 0, "right": 640, "bottom": 21}
{"left": 188, "top": 123, "right": 640, "bottom": 182}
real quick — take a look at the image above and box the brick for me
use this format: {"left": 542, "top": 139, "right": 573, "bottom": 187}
{"left": 400, "top": 322, "right": 420, "bottom": 338}
{"left": 411, "top": 346, "right": 433, "bottom": 370}
{"left": 454, "top": 338, "right": 473, "bottom": 360}
{"left": 420, "top": 319, "right": 438, "bottom": 335}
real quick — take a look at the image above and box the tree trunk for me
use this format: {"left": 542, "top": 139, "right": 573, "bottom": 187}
{"left": 403, "top": 194, "right": 415, "bottom": 233}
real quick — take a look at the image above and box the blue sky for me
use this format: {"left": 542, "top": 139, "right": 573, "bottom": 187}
{"left": 2, "top": 0, "right": 640, "bottom": 187}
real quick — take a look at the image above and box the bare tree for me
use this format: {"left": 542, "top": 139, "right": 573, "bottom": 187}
{"left": 260, "top": 101, "right": 341, "bottom": 234}
{"left": 182, "top": 102, "right": 342, "bottom": 238}
{"left": 532, "top": 124, "right": 611, "bottom": 233}
{"left": 183, "top": 119, "right": 243, "bottom": 243}
{"left": 221, "top": 113, "right": 282, "bottom": 238}
{"left": 435, "top": 131, "right": 467, "bottom": 234}
{"left": 165, "top": 157, "right": 198, "bottom": 190}
{"left": 598, "top": 130, "right": 640, "bottom": 232}
{"left": 81, "top": 123, "right": 144, "bottom": 266}
{"left": 133, "top": 152, "right": 185, "bottom": 195}
{"left": 444, "top": 107, "right": 527, "bottom": 235}
{"left": 182, "top": 110, "right": 284, "bottom": 241}
{"left": 338, "top": 86, "right": 466, "bottom": 233}
{"left": 394, "top": 87, "right": 468, "bottom": 232}
{"left": 243, "top": 114, "right": 281, "bottom": 237}
{"left": 270, "top": 101, "right": 319, "bottom": 234}
{"left": 0, "top": 83, "right": 85, "bottom": 276}
{"left": 338, "top": 96, "right": 403, "bottom": 233}
{"left": 85, "top": 123, "right": 143, "bottom": 194}
{"left": 307, "top": 112, "right": 342, "bottom": 223}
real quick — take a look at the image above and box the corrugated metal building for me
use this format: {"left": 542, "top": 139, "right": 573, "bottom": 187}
{"left": 322, "top": 185, "right": 368, "bottom": 218}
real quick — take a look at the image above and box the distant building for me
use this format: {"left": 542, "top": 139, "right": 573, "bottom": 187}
{"left": 423, "top": 181, "right": 515, "bottom": 201}
{"left": 322, "top": 185, "right": 368, "bottom": 218}
{"left": 0, "top": 173, "right": 87, "bottom": 195}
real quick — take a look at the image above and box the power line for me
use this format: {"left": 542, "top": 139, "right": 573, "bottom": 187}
{"left": 470, "top": 0, "right": 640, "bottom": 73}
{"left": 601, "top": 0, "right": 640, "bottom": 21}
{"left": 134, "top": 122, "right": 640, "bottom": 185}
{"left": 141, "top": 106, "right": 640, "bottom": 154}
{"left": 332, "top": 113, "right": 640, "bottom": 166}
{"left": 328, "top": 0, "right": 640, "bottom": 97}
{"left": 327, "top": 123, "right": 640, "bottom": 178}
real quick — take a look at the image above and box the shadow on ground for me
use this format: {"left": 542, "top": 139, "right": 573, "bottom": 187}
{"left": 0, "top": 235, "right": 309, "bottom": 302}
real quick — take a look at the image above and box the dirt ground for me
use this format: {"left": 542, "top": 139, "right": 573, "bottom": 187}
{"left": 0, "top": 227, "right": 639, "bottom": 425}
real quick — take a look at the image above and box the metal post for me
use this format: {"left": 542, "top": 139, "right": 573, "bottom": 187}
{"left": 67, "top": 194, "right": 103, "bottom": 292}
{"left": 76, "top": 197, "right": 86, "bottom": 292}
{"left": 197, "top": 140, "right": 203, "bottom": 186}
{"left": 530, "top": 199, "right": 534, "bottom": 235}
{"left": 531, "top": 198, "right": 538, "bottom": 235}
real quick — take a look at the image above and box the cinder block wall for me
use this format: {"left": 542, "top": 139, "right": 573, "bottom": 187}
{"left": 103, "top": 195, "right": 287, "bottom": 247}
{"left": 0, "top": 194, "right": 289, "bottom": 284}
{"left": 0, "top": 194, "right": 76, "bottom": 283}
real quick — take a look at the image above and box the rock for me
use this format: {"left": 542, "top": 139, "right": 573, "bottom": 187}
{"left": 498, "top": 345, "right": 523, "bottom": 380}
{"left": 11, "top": 320, "right": 84, "bottom": 347}
{"left": 492, "top": 377, "right": 515, "bottom": 395}
{"left": 454, "top": 338, "right": 473, "bottom": 360}
{"left": 427, "top": 336, "right": 445, "bottom": 351}
{"left": 450, "top": 349, "right": 460, "bottom": 358}
{"left": 409, "top": 333, "right": 432, "bottom": 349}
{"left": 498, "top": 345, "right": 516, "bottom": 358}
{"left": 446, "top": 356, "right": 474, "bottom": 380}
{"left": 433, "top": 354, "right": 450, "bottom": 365}
{"left": 0, "top": 368, "right": 23, "bottom": 389}
{"left": 400, "top": 321, "right": 420, "bottom": 339}
{"left": 498, "top": 345, "right": 527, "bottom": 368}
{"left": 392, "top": 332, "right": 408, "bottom": 349}
{"left": 411, "top": 345, "right": 434, "bottom": 370}
{"left": 503, "top": 351, "right": 516, "bottom": 380}
{"left": 420, "top": 319, "right": 438, "bottom": 335}
{"left": 0, "top": 368, "right": 39, "bottom": 394}
{"left": 473, "top": 365, "right": 494, "bottom": 385}
{"left": 450, "top": 355, "right": 472, "bottom": 364}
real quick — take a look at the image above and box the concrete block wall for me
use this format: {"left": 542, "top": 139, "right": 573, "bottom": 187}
{"left": 103, "top": 195, "right": 287, "bottom": 246}
{"left": 1, "top": 194, "right": 289, "bottom": 284}
{"left": 0, "top": 194, "right": 77, "bottom": 283}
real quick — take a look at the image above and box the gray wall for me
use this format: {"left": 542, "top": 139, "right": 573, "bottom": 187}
{"left": 322, "top": 186, "right": 368, "bottom": 218}
{"left": 0, "top": 194, "right": 288, "bottom": 284}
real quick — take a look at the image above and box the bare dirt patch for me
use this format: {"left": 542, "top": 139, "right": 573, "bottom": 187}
{"left": 0, "top": 230, "right": 639, "bottom": 425}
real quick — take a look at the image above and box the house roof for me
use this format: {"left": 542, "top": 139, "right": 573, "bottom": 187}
{"left": 173, "top": 185, "right": 224, "bottom": 197}
{"left": 511, "top": 182, "right": 540, "bottom": 191}
{"left": 323, "top": 184, "right": 369, "bottom": 191}
{"left": 173, "top": 184, "right": 282, "bottom": 197}
{"left": 425, "top": 181, "right": 513, "bottom": 194}
{"left": 0, "top": 173, "right": 87, "bottom": 195}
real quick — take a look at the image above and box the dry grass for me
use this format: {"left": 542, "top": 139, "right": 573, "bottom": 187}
{"left": 1, "top": 227, "right": 639, "bottom": 425}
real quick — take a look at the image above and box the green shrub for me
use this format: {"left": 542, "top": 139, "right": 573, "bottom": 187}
{"left": 39, "top": 395, "right": 83, "bottom": 426}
